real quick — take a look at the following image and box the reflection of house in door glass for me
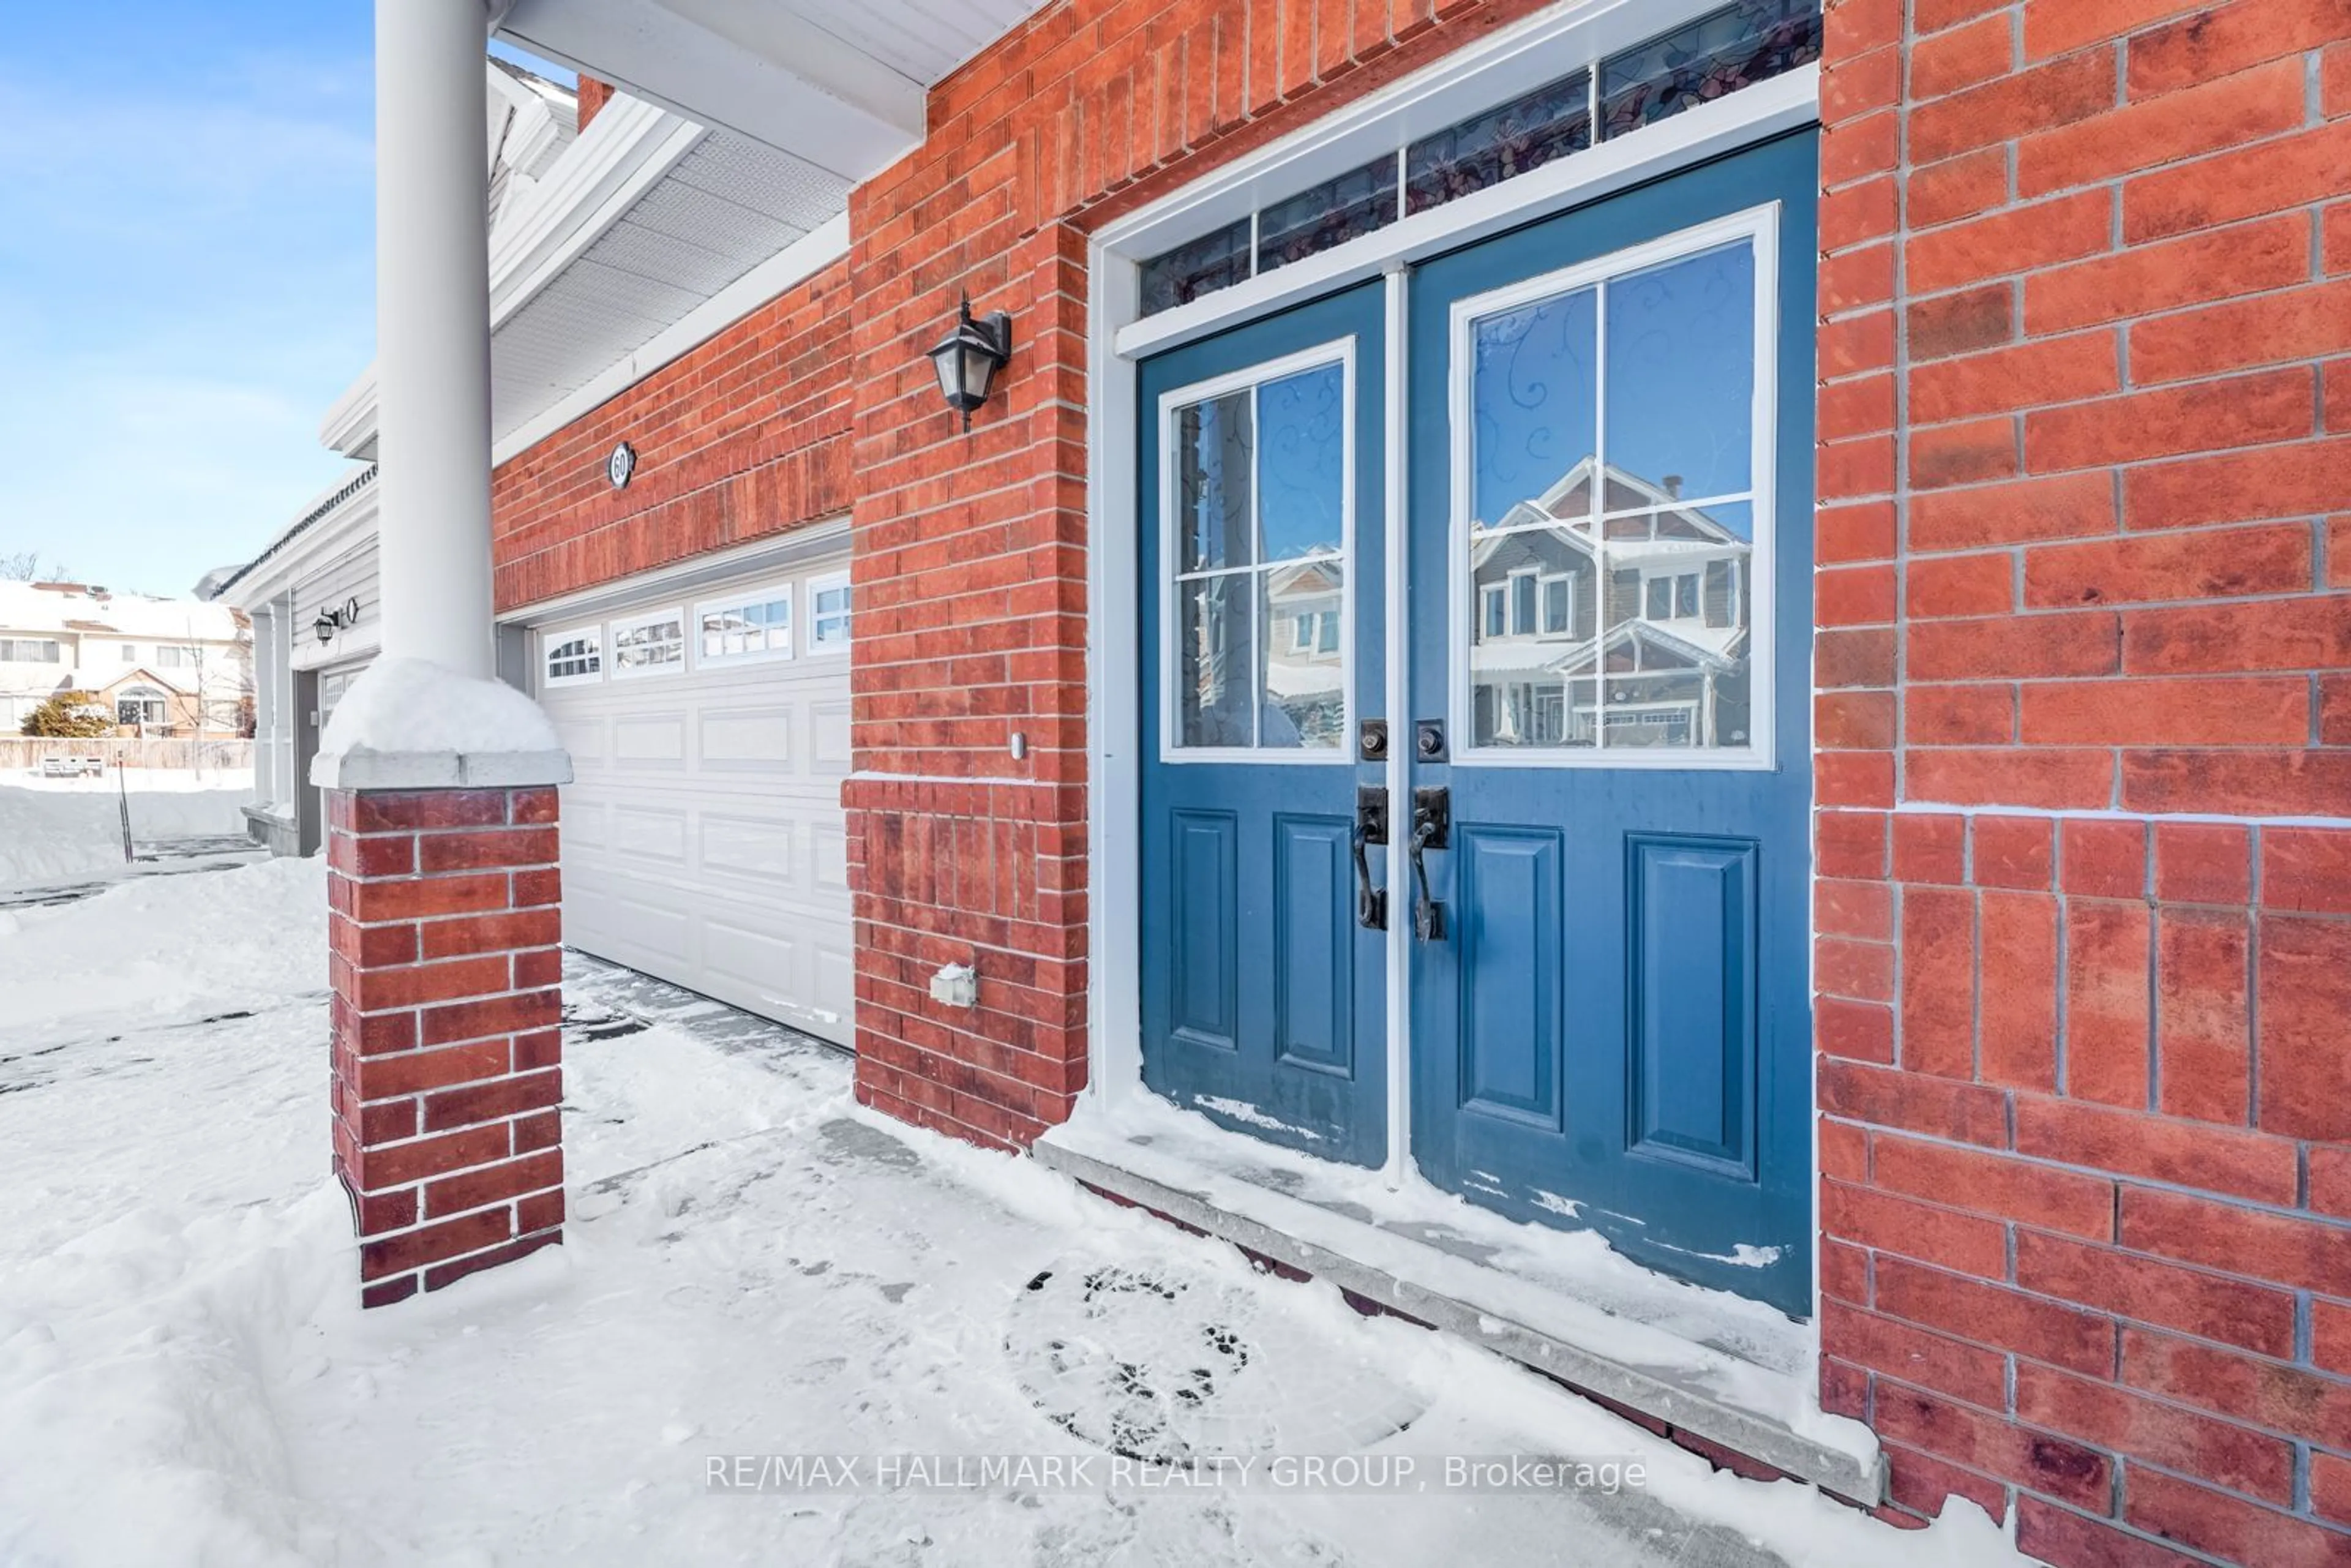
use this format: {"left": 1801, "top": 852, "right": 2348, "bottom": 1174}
{"left": 1263, "top": 557, "right": 1344, "bottom": 748}
{"left": 1469, "top": 457, "right": 1752, "bottom": 751}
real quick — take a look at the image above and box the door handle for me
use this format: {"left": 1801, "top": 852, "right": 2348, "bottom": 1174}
{"left": 1409, "top": 786, "right": 1449, "bottom": 942}
{"left": 1353, "top": 786, "right": 1388, "bottom": 931}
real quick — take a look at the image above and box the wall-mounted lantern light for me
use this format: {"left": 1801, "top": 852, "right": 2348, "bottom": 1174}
{"left": 313, "top": 597, "right": 361, "bottom": 645}
{"left": 927, "top": 294, "right": 1012, "bottom": 430}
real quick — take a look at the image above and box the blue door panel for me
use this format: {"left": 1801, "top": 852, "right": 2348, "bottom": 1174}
{"left": 1457, "top": 827, "right": 1565, "bottom": 1127}
{"left": 1169, "top": 809, "right": 1238, "bottom": 1051}
{"left": 1629, "top": 834, "right": 1757, "bottom": 1177}
{"left": 1139, "top": 283, "right": 1389, "bottom": 1168}
{"left": 1408, "top": 131, "right": 1818, "bottom": 1316}
{"left": 1273, "top": 814, "right": 1357, "bottom": 1075}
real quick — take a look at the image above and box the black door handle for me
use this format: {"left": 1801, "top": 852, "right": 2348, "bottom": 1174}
{"left": 1352, "top": 822, "right": 1387, "bottom": 931}
{"left": 1353, "top": 786, "right": 1388, "bottom": 931}
{"left": 1409, "top": 787, "right": 1448, "bottom": 942}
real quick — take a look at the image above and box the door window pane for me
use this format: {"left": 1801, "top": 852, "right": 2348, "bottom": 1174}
{"left": 1603, "top": 242, "right": 1755, "bottom": 505}
{"left": 1168, "top": 356, "right": 1350, "bottom": 754}
{"left": 612, "top": 610, "right": 686, "bottom": 675}
{"left": 1179, "top": 576, "right": 1255, "bottom": 748}
{"left": 698, "top": 586, "right": 793, "bottom": 664}
{"left": 1463, "top": 239, "right": 1763, "bottom": 754}
{"left": 1257, "top": 364, "right": 1346, "bottom": 561}
{"left": 808, "top": 574, "right": 852, "bottom": 651}
{"left": 1470, "top": 287, "right": 1598, "bottom": 531}
{"left": 1262, "top": 562, "right": 1345, "bottom": 749}
{"left": 1177, "top": 392, "right": 1254, "bottom": 572}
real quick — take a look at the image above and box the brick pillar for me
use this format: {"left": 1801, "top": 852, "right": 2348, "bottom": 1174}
{"left": 327, "top": 786, "right": 566, "bottom": 1308}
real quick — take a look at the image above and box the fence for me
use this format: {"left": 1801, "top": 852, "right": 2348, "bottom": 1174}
{"left": 0, "top": 737, "right": 256, "bottom": 775}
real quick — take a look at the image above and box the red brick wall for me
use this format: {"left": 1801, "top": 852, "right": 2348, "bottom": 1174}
{"left": 1815, "top": 0, "right": 2351, "bottom": 1559}
{"left": 843, "top": 0, "right": 1585, "bottom": 1148}
{"left": 489, "top": 257, "right": 853, "bottom": 612}
{"left": 576, "top": 76, "right": 614, "bottom": 134}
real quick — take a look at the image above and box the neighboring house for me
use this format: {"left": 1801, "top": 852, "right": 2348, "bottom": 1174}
{"left": 281, "top": 4, "right": 2351, "bottom": 1564}
{"left": 0, "top": 581, "right": 250, "bottom": 738}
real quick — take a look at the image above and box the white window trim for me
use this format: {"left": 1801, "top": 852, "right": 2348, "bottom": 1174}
{"left": 608, "top": 606, "right": 688, "bottom": 680}
{"left": 1539, "top": 571, "right": 1574, "bottom": 636}
{"left": 805, "top": 570, "right": 852, "bottom": 656}
{"left": 1157, "top": 339, "right": 1357, "bottom": 767}
{"left": 694, "top": 580, "right": 797, "bottom": 667}
{"left": 1446, "top": 201, "right": 1779, "bottom": 772}
{"left": 542, "top": 623, "right": 605, "bottom": 688}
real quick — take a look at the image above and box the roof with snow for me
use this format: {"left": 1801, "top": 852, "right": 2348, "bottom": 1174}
{"left": 0, "top": 582, "right": 242, "bottom": 643}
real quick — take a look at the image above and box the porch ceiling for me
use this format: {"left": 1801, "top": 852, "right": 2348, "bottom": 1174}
{"left": 492, "top": 0, "right": 1050, "bottom": 178}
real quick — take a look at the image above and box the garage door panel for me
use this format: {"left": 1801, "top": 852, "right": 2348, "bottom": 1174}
{"left": 812, "top": 821, "right": 849, "bottom": 891}
{"left": 537, "top": 550, "right": 855, "bottom": 1047}
{"left": 612, "top": 803, "right": 689, "bottom": 865}
{"left": 699, "top": 705, "right": 796, "bottom": 770}
{"left": 810, "top": 699, "right": 852, "bottom": 773}
{"left": 613, "top": 713, "right": 688, "bottom": 765}
{"left": 700, "top": 813, "right": 797, "bottom": 883}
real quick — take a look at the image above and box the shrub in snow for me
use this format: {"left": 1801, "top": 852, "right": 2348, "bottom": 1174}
{"left": 20, "top": 691, "right": 112, "bottom": 738}
{"left": 317, "top": 658, "right": 562, "bottom": 760}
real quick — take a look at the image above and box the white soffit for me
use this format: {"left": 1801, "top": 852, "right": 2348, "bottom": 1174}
{"left": 495, "top": 0, "right": 1049, "bottom": 176}
{"left": 486, "top": 127, "right": 852, "bottom": 449}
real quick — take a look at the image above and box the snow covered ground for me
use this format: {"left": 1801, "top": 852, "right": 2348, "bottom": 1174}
{"left": 0, "top": 861, "right": 2020, "bottom": 1567}
{"left": 0, "top": 771, "right": 255, "bottom": 886}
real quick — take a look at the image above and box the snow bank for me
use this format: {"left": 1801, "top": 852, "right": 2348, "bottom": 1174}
{"left": 0, "top": 781, "right": 252, "bottom": 886}
{"left": 316, "top": 656, "right": 560, "bottom": 763}
{"left": 0, "top": 853, "right": 325, "bottom": 1033}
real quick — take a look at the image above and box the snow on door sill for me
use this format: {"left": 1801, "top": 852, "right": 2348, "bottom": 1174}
{"left": 1035, "top": 1095, "right": 1883, "bottom": 1504}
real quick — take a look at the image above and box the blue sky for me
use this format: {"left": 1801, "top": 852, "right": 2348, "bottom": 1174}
{"left": 0, "top": 3, "right": 380, "bottom": 597}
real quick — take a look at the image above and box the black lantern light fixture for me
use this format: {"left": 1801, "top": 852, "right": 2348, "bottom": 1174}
{"left": 927, "top": 294, "right": 1012, "bottom": 430}
{"left": 313, "top": 596, "right": 360, "bottom": 645}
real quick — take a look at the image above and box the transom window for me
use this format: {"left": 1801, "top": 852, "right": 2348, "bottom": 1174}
{"left": 0, "top": 638, "right": 60, "bottom": 663}
{"left": 808, "top": 572, "right": 851, "bottom": 653}
{"left": 1138, "top": 0, "right": 1821, "bottom": 315}
{"left": 610, "top": 609, "right": 686, "bottom": 677}
{"left": 1163, "top": 348, "right": 1351, "bottom": 755}
{"left": 544, "top": 626, "right": 602, "bottom": 686}
{"left": 699, "top": 585, "right": 794, "bottom": 665}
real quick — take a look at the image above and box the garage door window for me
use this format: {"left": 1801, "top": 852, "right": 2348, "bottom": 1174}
{"left": 699, "top": 585, "right": 794, "bottom": 666}
{"left": 545, "top": 626, "right": 603, "bottom": 686}
{"left": 612, "top": 608, "right": 686, "bottom": 677}
{"left": 808, "top": 572, "right": 850, "bottom": 654}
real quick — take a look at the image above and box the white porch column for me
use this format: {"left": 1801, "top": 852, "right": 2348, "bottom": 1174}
{"left": 373, "top": 0, "right": 495, "bottom": 678}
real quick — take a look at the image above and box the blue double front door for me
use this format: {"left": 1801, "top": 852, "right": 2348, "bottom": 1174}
{"left": 1139, "top": 133, "right": 1817, "bottom": 1316}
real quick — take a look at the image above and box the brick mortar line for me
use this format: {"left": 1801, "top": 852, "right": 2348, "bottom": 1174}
{"left": 359, "top": 1183, "right": 567, "bottom": 1240}
{"left": 1864, "top": 1365, "right": 2344, "bottom": 1540}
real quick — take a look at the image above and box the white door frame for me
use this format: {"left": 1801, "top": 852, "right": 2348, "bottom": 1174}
{"left": 1079, "top": 0, "right": 1822, "bottom": 1330}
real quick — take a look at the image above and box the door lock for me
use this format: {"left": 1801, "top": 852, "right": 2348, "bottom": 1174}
{"left": 1357, "top": 719, "right": 1389, "bottom": 762}
{"left": 1408, "top": 786, "right": 1449, "bottom": 942}
{"left": 1352, "top": 786, "right": 1389, "bottom": 931}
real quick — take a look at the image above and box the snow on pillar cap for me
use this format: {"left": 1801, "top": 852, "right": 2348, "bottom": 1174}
{"left": 309, "top": 656, "right": 572, "bottom": 791}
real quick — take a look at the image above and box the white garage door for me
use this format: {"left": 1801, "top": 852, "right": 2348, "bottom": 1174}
{"left": 534, "top": 556, "right": 856, "bottom": 1047}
